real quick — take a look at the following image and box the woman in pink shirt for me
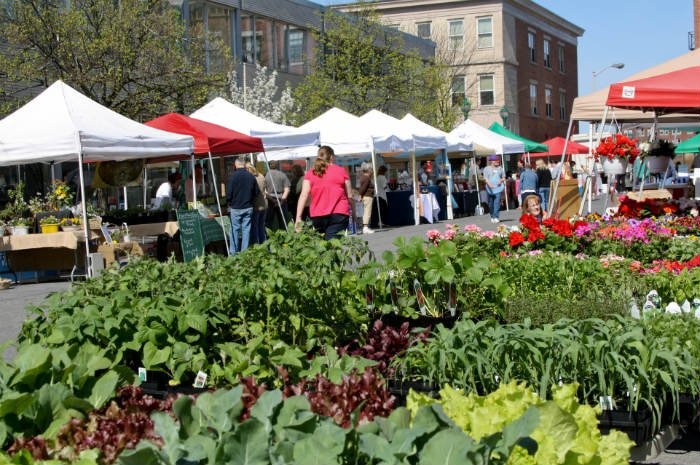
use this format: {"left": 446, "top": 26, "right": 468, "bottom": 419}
{"left": 295, "top": 145, "right": 356, "bottom": 240}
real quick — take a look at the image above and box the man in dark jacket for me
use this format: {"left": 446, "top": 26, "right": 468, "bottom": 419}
{"left": 226, "top": 158, "right": 259, "bottom": 254}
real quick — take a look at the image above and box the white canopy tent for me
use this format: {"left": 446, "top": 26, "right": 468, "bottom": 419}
{"left": 190, "top": 97, "right": 320, "bottom": 150}
{"left": 448, "top": 119, "right": 525, "bottom": 212}
{"left": 0, "top": 80, "right": 194, "bottom": 276}
{"left": 0, "top": 81, "right": 194, "bottom": 165}
{"left": 266, "top": 107, "right": 374, "bottom": 162}
{"left": 400, "top": 113, "right": 474, "bottom": 220}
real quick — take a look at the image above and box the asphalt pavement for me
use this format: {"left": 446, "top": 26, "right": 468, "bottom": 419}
{"left": 1, "top": 196, "right": 699, "bottom": 463}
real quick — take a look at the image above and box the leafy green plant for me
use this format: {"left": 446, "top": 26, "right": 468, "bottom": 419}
{"left": 407, "top": 381, "right": 633, "bottom": 465}
{"left": 117, "top": 384, "right": 538, "bottom": 465}
{"left": 0, "top": 342, "right": 134, "bottom": 448}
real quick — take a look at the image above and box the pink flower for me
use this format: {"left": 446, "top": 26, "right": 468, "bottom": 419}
{"left": 443, "top": 229, "right": 457, "bottom": 240}
{"left": 463, "top": 224, "right": 482, "bottom": 233}
{"left": 426, "top": 229, "right": 442, "bottom": 244}
{"left": 481, "top": 230, "right": 496, "bottom": 239}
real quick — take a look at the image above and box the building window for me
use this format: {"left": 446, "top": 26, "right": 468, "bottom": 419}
{"left": 448, "top": 20, "right": 464, "bottom": 50}
{"left": 530, "top": 83, "right": 538, "bottom": 115}
{"left": 287, "top": 28, "right": 304, "bottom": 65}
{"left": 386, "top": 24, "right": 400, "bottom": 30}
{"left": 543, "top": 38, "right": 551, "bottom": 68}
{"left": 528, "top": 31, "right": 536, "bottom": 63}
{"left": 545, "top": 88, "right": 552, "bottom": 118}
{"left": 451, "top": 75, "right": 465, "bottom": 107}
{"left": 479, "top": 75, "right": 494, "bottom": 106}
{"left": 558, "top": 45, "right": 565, "bottom": 73}
{"left": 416, "top": 21, "right": 431, "bottom": 39}
{"left": 559, "top": 91, "right": 566, "bottom": 120}
{"left": 241, "top": 13, "right": 255, "bottom": 63}
{"left": 477, "top": 16, "right": 493, "bottom": 48}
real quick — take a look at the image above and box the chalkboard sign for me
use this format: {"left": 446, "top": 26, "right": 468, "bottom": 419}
{"left": 201, "top": 216, "right": 228, "bottom": 245}
{"left": 176, "top": 210, "right": 204, "bottom": 262}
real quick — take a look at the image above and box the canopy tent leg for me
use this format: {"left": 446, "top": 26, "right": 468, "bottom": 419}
{"left": 207, "top": 152, "right": 230, "bottom": 254}
{"left": 190, "top": 154, "right": 197, "bottom": 207}
{"left": 259, "top": 150, "right": 288, "bottom": 232}
{"left": 443, "top": 150, "right": 454, "bottom": 220}
{"left": 143, "top": 166, "right": 148, "bottom": 209}
{"left": 370, "top": 149, "right": 384, "bottom": 230}
{"left": 471, "top": 157, "right": 482, "bottom": 215}
{"left": 500, "top": 153, "right": 509, "bottom": 211}
{"left": 77, "top": 151, "right": 91, "bottom": 278}
{"left": 123, "top": 186, "right": 128, "bottom": 210}
{"left": 411, "top": 151, "right": 419, "bottom": 225}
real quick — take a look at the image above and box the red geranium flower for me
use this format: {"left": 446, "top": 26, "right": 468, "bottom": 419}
{"left": 509, "top": 231, "right": 525, "bottom": 247}
{"left": 520, "top": 214, "right": 539, "bottom": 231}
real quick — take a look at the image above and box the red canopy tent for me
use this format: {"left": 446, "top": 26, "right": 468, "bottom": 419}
{"left": 538, "top": 137, "right": 590, "bottom": 157}
{"left": 606, "top": 66, "right": 700, "bottom": 115}
{"left": 144, "top": 112, "right": 263, "bottom": 155}
{"left": 144, "top": 114, "right": 265, "bottom": 245}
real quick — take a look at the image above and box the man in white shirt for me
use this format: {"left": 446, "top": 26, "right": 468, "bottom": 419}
{"left": 154, "top": 172, "right": 181, "bottom": 209}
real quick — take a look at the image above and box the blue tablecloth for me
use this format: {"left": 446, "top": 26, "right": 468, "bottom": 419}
{"left": 386, "top": 186, "right": 447, "bottom": 226}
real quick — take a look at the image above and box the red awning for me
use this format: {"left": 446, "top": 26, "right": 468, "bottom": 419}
{"left": 537, "top": 137, "right": 591, "bottom": 157}
{"left": 144, "top": 112, "right": 264, "bottom": 155}
{"left": 606, "top": 66, "right": 700, "bottom": 115}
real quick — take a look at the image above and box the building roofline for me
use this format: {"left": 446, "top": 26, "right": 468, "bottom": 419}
{"left": 333, "top": 0, "right": 584, "bottom": 37}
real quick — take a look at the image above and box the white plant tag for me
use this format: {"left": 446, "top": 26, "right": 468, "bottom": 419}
{"left": 193, "top": 371, "right": 207, "bottom": 388}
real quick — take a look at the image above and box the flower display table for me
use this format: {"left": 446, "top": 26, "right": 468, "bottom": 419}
{"left": 0, "top": 230, "right": 99, "bottom": 276}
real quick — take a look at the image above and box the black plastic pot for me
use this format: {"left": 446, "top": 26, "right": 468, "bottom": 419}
{"left": 662, "top": 393, "right": 700, "bottom": 427}
{"left": 387, "top": 379, "right": 439, "bottom": 407}
{"left": 597, "top": 408, "right": 653, "bottom": 445}
{"left": 138, "top": 370, "right": 208, "bottom": 399}
{"left": 380, "top": 313, "right": 458, "bottom": 331}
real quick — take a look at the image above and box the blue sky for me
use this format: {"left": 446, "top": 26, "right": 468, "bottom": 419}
{"left": 316, "top": 0, "right": 694, "bottom": 97}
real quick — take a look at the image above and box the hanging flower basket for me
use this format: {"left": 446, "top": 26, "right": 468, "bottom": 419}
{"left": 602, "top": 157, "right": 628, "bottom": 175}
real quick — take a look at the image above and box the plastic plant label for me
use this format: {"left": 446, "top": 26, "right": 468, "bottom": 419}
{"left": 138, "top": 367, "right": 147, "bottom": 382}
{"left": 193, "top": 370, "right": 207, "bottom": 388}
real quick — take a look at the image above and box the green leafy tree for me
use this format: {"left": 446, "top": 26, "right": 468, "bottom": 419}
{"left": 293, "top": 6, "right": 444, "bottom": 126}
{"left": 0, "top": 0, "right": 228, "bottom": 120}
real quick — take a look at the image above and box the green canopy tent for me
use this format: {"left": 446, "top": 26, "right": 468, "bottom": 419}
{"left": 487, "top": 123, "right": 548, "bottom": 153}
{"left": 675, "top": 133, "right": 700, "bottom": 154}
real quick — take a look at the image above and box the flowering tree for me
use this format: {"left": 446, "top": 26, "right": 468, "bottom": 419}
{"left": 225, "top": 63, "right": 297, "bottom": 125}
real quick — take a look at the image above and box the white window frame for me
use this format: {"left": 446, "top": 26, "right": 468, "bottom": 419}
{"left": 448, "top": 19, "right": 464, "bottom": 50}
{"left": 543, "top": 38, "right": 551, "bottom": 69}
{"left": 530, "top": 83, "right": 538, "bottom": 116}
{"left": 528, "top": 31, "right": 536, "bottom": 63}
{"left": 559, "top": 90, "right": 566, "bottom": 120}
{"left": 476, "top": 16, "right": 493, "bottom": 49}
{"left": 479, "top": 74, "right": 495, "bottom": 106}
{"left": 451, "top": 75, "right": 465, "bottom": 107}
{"left": 558, "top": 44, "right": 565, "bottom": 73}
{"left": 416, "top": 21, "right": 431, "bottom": 39}
{"left": 545, "top": 87, "right": 552, "bottom": 118}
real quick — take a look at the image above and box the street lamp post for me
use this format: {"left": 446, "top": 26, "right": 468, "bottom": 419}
{"left": 461, "top": 97, "right": 471, "bottom": 120}
{"left": 591, "top": 62, "right": 625, "bottom": 90}
{"left": 499, "top": 105, "right": 510, "bottom": 129}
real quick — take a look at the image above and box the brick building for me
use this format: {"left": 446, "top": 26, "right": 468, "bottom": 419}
{"left": 337, "top": 0, "right": 584, "bottom": 141}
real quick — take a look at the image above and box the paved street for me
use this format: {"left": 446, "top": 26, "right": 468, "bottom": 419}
{"left": 1, "top": 197, "right": 699, "bottom": 463}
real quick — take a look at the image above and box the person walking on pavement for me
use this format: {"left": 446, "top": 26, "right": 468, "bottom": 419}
{"left": 483, "top": 155, "right": 505, "bottom": 223}
{"left": 295, "top": 145, "right": 356, "bottom": 240}
{"left": 227, "top": 158, "right": 259, "bottom": 254}
{"left": 264, "top": 160, "right": 291, "bottom": 231}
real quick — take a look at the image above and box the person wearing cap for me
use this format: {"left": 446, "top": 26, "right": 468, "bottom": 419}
{"left": 483, "top": 155, "right": 505, "bottom": 223}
